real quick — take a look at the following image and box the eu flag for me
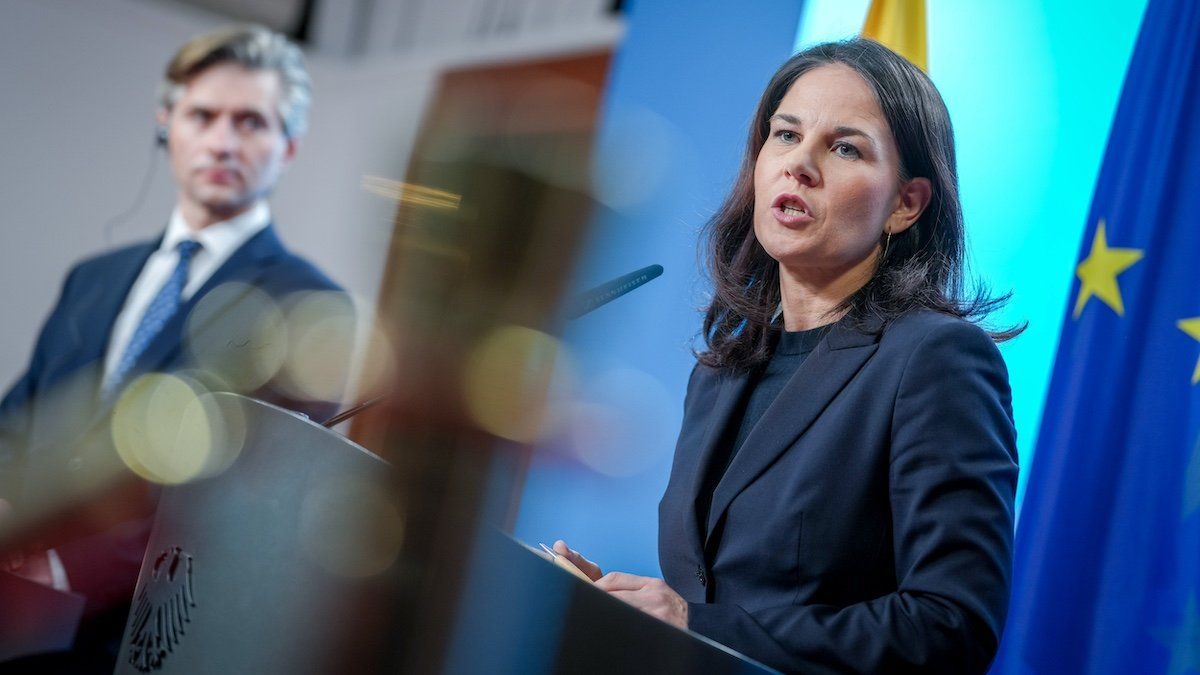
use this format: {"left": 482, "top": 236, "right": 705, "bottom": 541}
{"left": 994, "top": 0, "right": 1200, "bottom": 672}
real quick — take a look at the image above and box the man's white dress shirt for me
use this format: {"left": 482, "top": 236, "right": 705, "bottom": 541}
{"left": 101, "top": 202, "right": 271, "bottom": 381}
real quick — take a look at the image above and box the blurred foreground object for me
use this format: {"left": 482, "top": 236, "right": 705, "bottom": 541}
{"left": 341, "top": 50, "right": 623, "bottom": 672}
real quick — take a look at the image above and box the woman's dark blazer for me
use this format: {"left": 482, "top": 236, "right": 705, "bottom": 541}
{"left": 658, "top": 309, "right": 1018, "bottom": 674}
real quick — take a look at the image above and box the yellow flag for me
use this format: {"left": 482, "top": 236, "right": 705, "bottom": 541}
{"left": 862, "top": 0, "right": 928, "bottom": 72}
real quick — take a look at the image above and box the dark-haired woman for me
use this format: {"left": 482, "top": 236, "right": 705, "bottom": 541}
{"left": 555, "top": 39, "right": 1019, "bottom": 674}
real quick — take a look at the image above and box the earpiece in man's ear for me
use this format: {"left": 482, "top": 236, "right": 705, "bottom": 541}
{"left": 155, "top": 125, "right": 168, "bottom": 147}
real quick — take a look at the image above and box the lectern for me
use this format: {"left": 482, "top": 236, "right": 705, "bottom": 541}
{"left": 115, "top": 393, "right": 773, "bottom": 674}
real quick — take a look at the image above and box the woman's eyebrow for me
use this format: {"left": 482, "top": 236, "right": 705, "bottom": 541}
{"left": 769, "top": 116, "right": 877, "bottom": 145}
{"left": 833, "top": 126, "right": 877, "bottom": 147}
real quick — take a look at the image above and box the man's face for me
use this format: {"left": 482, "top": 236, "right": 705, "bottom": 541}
{"left": 159, "top": 63, "right": 297, "bottom": 227}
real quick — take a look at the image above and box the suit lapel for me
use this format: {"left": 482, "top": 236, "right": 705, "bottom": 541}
{"left": 131, "top": 225, "right": 286, "bottom": 376}
{"left": 56, "top": 242, "right": 157, "bottom": 373}
{"left": 680, "top": 368, "right": 754, "bottom": 557}
{"left": 46, "top": 241, "right": 157, "bottom": 447}
{"left": 704, "top": 318, "right": 882, "bottom": 546}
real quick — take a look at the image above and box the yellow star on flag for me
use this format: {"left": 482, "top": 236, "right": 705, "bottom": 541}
{"left": 1178, "top": 318, "right": 1200, "bottom": 385}
{"left": 1073, "top": 219, "right": 1144, "bottom": 318}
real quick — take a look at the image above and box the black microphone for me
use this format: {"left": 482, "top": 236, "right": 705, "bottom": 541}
{"left": 322, "top": 391, "right": 388, "bottom": 428}
{"left": 564, "top": 264, "right": 663, "bottom": 319}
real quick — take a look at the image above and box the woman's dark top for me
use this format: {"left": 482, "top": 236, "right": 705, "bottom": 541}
{"left": 695, "top": 323, "right": 834, "bottom": 531}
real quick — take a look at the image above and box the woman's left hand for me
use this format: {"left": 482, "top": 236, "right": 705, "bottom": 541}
{"left": 596, "top": 572, "right": 688, "bottom": 630}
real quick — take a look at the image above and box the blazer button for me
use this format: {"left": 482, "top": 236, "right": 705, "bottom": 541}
{"left": 695, "top": 565, "right": 706, "bottom": 587}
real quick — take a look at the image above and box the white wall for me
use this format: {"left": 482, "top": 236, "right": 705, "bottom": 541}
{"left": 0, "top": 0, "right": 619, "bottom": 389}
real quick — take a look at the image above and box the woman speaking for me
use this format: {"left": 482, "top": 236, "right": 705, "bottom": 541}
{"left": 556, "top": 38, "right": 1019, "bottom": 674}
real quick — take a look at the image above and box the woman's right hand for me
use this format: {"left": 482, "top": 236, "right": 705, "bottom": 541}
{"left": 552, "top": 540, "right": 603, "bottom": 582}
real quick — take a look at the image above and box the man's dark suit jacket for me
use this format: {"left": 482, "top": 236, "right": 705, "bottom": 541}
{"left": 659, "top": 310, "right": 1018, "bottom": 674}
{"left": 0, "top": 224, "right": 342, "bottom": 668}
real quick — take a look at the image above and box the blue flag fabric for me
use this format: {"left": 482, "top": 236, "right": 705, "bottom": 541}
{"left": 993, "top": 0, "right": 1200, "bottom": 673}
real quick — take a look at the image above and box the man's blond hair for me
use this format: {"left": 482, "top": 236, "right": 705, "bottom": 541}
{"left": 159, "top": 25, "right": 311, "bottom": 138}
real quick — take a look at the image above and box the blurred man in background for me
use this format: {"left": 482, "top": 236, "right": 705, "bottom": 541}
{"left": 0, "top": 25, "right": 342, "bottom": 671}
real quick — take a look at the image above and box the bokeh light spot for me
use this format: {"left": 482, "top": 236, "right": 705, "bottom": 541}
{"left": 347, "top": 306, "right": 398, "bottom": 402}
{"left": 110, "top": 373, "right": 243, "bottom": 485}
{"left": 463, "top": 326, "right": 565, "bottom": 442}
{"left": 185, "top": 282, "right": 287, "bottom": 393}
{"left": 565, "top": 367, "right": 675, "bottom": 477}
{"left": 297, "top": 477, "right": 404, "bottom": 579}
{"left": 278, "top": 291, "right": 358, "bottom": 403}
{"left": 590, "top": 106, "right": 680, "bottom": 210}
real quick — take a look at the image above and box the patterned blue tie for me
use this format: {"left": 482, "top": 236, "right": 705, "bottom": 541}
{"left": 103, "top": 239, "right": 202, "bottom": 398}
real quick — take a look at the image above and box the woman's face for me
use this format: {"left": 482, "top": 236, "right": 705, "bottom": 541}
{"left": 752, "top": 64, "right": 923, "bottom": 282}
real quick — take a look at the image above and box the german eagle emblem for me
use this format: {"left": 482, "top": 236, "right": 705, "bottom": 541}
{"left": 126, "top": 546, "right": 196, "bottom": 672}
